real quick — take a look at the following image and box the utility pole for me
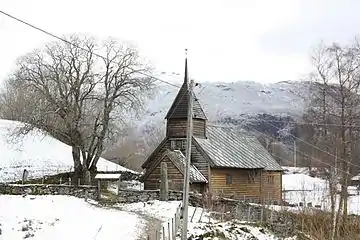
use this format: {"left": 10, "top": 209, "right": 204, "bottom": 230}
{"left": 181, "top": 78, "right": 194, "bottom": 240}
{"left": 293, "top": 140, "right": 297, "bottom": 167}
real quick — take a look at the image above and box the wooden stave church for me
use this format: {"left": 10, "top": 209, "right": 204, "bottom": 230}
{"left": 140, "top": 57, "right": 283, "bottom": 204}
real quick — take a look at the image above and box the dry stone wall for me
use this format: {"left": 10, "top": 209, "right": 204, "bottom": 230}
{"left": 0, "top": 184, "right": 97, "bottom": 199}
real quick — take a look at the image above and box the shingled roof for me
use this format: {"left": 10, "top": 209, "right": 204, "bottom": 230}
{"left": 194, "top": 125, "right": 282, "bottom": 171}
{"left": 165, "top": 149, "right": 208, "bottom": 183}
{"left": 164, "top": 57, "right": 207, "bottom": 120}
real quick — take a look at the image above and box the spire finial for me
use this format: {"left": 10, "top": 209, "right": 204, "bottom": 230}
{"left": 184, "top": 49, "right": 188, "bottom": 85}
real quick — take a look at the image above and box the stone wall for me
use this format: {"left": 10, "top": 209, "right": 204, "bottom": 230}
{"left": 116, "top": 189, "right": 204, "bottom": 205}
{"left": 117, "top": 189, "right": 182, "bottom": 203}
{"left": 0, "top": 184, "right": 97, "bottom": 200}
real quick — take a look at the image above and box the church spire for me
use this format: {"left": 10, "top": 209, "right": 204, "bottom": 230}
{"left": 184, "top": 49, "right": 188, "bottom": 85}
{"left": 164, "top": 49, "right": 207, "bottom": 121}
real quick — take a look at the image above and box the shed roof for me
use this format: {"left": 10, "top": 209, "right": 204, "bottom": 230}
{"left": 95, "top": 173, "right": 121, "bottom": 180}
{"left": 195, "top": 125, "right": 282, "bottom": 171}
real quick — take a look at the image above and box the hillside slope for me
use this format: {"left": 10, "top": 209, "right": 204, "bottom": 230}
{"left": 0, "top": 119, "right": 131, "bottom": 183}
{"left": 137, "top": 77, "right": 311, "bottom": 132}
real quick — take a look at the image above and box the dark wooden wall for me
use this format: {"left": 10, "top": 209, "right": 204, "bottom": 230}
{"left": 142, "top": 156, "right": 208, "bottom": 193}
{"left": 143, "top": 155, "right": 184, "bottom": 191}
{"left": 143, "top": 138, "right": 210, "bottom": 192}
{"left": 166, "top": 118, "right": 206, "bottom": 138}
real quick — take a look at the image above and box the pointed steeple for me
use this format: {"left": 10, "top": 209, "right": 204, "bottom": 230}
{"left": 164, "top": 50, "right": 207, "bottom": 121}
{"left": 184, "top": 49, "right": 188, "bottom": 86}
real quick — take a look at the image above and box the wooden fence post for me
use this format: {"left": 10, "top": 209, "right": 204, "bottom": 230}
{"left": 198, "top": 208, "right": 204, "bottom": 223}
{"left": 97, "top": 180, "right": 101, "bottom": 200}
{"left": 160, "top": 162, "right": 169, "bottom": 201}
{"left": 172, "top": 218, "right": 175, "bottom": 240}
{"left": 167, "top": 221, "right": 171, "bottom": 240}
{"left": 162, "top": 226, "right": 165, "bottom": 240}
{"left": 117, "top": 176, "right": 121, "bottom": 195}
{"left": 190, "top": 207, "right": 197, "bottom": 222}
{"left": 247, "top": 206, "right": 251, "bottom": 222}
{"left": 88, "top": 173, "right": 92, "bottom": 185}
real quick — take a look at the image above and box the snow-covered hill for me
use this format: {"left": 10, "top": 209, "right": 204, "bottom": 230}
{"left": 282, "top": 167, "right": 360, "bottom": 215}
{"left": 137, "top": 75, "right": 312, "bottom": 133}
{"left": 0, "top": 119, "right": 132, "bottom": 183}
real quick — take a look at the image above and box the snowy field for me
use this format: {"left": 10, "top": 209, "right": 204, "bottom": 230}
{"left": 0, "top": 195, "right": 145, "bottom": 240}
{"left": 121, "top": 200, "right": 295, "bottom": 240}
{"left": 282, "top": 167, "right": 360, "bottom": 215}
{"left": 0, "top": 119, "right": 136, "bottom": 183}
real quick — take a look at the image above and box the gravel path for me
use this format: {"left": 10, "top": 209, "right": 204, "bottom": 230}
{"left": 92, "top": 200, "right": 163, "bottom": 240}
{"left": 134, "top": 213, "right": 163, "bottom": 240}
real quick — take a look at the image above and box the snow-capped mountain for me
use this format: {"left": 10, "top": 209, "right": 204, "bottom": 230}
{"left": 135, "top": 72, "right": 312, "bottom": 138}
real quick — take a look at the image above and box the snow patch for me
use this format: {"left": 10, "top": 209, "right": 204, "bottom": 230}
{"left": 0, "top": 119, "right": 136, "bottom": 183}
{"left": 0, "top": 195, "right": 145, "bottom": 239}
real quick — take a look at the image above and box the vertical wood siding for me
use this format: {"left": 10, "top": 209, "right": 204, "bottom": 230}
{"left": 261, "top": 171, "right": 282, "bottom": 204}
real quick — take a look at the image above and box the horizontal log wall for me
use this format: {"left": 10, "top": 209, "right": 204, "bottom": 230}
{"left": 261, "top": 170, "right": 282, "bottom": 204}
{"left": 144, "top": 156, "right": 184, "bottom": 191}
{"left": 210, "top": 168, "right": 261, "bottom": 202}
{"left": 166, "top": 118, "right": 206, "bottom": 138}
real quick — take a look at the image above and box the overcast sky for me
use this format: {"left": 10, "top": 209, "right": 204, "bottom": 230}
{"left": 1, "top": 0, "right": 360, "bottom": 84}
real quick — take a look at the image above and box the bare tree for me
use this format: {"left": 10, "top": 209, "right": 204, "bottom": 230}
{"left": 103, "top": 123, "right": 165, "bottom": 171}
{"left": 1, "top": 34, "right": 154, "bottom": 183}
{"left": 304, "top": 40, "right": 360, "bottom": 237}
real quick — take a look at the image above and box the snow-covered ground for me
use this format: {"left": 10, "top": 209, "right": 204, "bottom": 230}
{"left": 120, "top": 200, "right": 294, "bottom": 240}
{"left": 0, "top": 119, "right": 136, "bottom": 183}
{"left": 282, "top": 167, "right": 360, "bottom": 215}
{"left": 0, "top": 195, "right": 145, "bottom": 240}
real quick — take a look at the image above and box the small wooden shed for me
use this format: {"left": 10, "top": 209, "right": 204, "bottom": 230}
{"left": 95, "top": 173, "right": 121, "bottom": 195}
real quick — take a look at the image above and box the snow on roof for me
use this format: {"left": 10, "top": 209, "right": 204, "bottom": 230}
{"left": 351, "top": 174, "right": 360, "bottom": 181}
{"left": 0, "top": 119, "right": 137, "bottom": 182}
{"left": 95, "top": 173, "right": 121, "bottom": 179}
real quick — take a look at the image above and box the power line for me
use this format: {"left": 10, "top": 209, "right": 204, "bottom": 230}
{"left": 260, "top": 119, "right": 360, "bottom": 170}
{"left": 0, "top": 10, "right": 181, "bottom": 89}
{"left": 220, "top": 117, "right": 360, "bottom": 128}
